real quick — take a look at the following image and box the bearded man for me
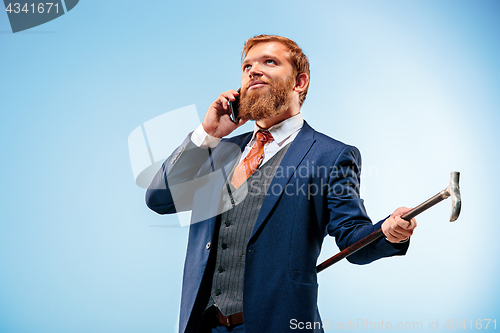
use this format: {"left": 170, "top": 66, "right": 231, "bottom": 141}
{"left": 146, "top": 35, "right": 417, "bottom": 333}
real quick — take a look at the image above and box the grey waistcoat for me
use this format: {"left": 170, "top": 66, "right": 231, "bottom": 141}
{"left": 206, "top": 143, "right": 291, "bottom": 316}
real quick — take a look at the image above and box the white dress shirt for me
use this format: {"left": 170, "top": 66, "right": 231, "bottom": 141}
{"left": 191, "top": 113, "right": 304, "bottom": 166}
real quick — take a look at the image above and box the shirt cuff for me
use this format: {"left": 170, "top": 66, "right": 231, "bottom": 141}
{"left": 385, "top": 237, "right": 410, "bottom": 244}
{"left": 191, "top": 123, "right": 222, "bottom": 148}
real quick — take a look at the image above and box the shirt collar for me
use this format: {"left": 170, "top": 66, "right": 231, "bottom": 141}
{"left": 250, "top": 113, "right": 304, "bottom": 146}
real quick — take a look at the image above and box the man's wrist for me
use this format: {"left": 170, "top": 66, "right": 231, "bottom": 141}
{"left": 384, "top": 237, "right": 410, "bottom": 251}
{"left": 191, "top": 123, "right": 222, "bottom": 148}
{"left": 384, "top": 237, "right": 410, "bottom": 244}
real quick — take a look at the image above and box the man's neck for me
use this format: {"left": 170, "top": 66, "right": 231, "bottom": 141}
{"left": 256, "top": 107, "right": 300, "bottom": 130}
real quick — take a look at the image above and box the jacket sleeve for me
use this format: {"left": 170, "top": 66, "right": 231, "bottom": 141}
{"left": 145, "top": 133, "right": 213, "bottom": 215}
{"left": 326, "top": 145, "right": 409, "bottom": 265}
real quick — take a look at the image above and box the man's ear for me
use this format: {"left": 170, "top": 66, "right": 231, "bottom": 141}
{"left": 294, "top": 73, "right": 309, "bottom": 93}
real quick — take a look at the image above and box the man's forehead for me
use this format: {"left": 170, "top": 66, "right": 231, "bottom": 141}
{"left": 243, "top": 41, "right": 290, "bottom": 62}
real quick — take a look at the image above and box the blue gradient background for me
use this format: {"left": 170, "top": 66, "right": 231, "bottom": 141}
{"left": 1, "top": 1, "right": 499, "bottom": 332}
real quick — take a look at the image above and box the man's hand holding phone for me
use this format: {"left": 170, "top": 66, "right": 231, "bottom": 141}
{"left": 202, "top": 89, "right": 247, "bottom": 138}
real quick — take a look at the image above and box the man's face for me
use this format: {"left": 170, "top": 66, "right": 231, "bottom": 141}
{"left": 238, "top": 42, "right": 296, "bottom": 121}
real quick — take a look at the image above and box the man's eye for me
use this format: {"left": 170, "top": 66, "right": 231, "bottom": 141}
{"left": 243, "top": 64, "right": 251, "bottom": 70}
{"left": 265, "top": 60, "right": 276, "bottom": 65}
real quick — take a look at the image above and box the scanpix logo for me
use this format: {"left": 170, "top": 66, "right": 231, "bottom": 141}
{"left": 3, "top": 0, "right": 78, "bottom": 33}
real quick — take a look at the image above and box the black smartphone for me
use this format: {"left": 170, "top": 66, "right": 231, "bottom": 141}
{"left": 229, "top": 88, "right": 240, "bottom": 123}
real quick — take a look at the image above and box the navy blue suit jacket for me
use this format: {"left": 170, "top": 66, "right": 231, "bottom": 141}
{"left": 146, "top": 121, "right": 408, "bottom": 333}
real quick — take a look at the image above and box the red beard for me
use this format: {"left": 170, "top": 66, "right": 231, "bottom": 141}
{"left": 238, "top": 75, "right": 295, "bottom": 121}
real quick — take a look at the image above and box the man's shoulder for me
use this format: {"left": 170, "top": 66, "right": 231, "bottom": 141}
{"left": 308, "top": 124, "right": 360, "bottom": 155}
{"left": 314, "top": 130, "right": 348, "bottom": 146}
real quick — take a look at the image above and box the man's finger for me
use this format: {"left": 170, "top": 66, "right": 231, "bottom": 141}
{"left": 386, "top": 231, "right": 408, "bottom": 243}
{"left": 389, "top": 226, "right": 410, "bottom": 239}
{"left": 222, "top": 91, "right": 238, "bottom": 101}
{"left": 220, "top": 96, "right": 228, "bottom": 110}
{"left": 396, "top": 216, "right": 416, "bottom": 230}
{"left": 397, "top": 217, "right": 412, "bottom": 229}
{"left": 226, "top": 92, "right": 237, "bottom": 101}
{"left": 391, "top": 206, "right": 414, "bottom": 218}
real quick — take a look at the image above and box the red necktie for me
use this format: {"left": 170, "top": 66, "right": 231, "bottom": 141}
{"left": 231, "top": 131, "right": 274, "bottom": 189}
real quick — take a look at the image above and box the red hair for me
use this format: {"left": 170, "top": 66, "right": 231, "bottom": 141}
{"left": 242, "top": 35, "right": 310, "bottom": 106}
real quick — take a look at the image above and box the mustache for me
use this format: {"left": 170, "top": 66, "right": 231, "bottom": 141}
{"left": 242, "top": 78, "right": 271, "bottom": 94}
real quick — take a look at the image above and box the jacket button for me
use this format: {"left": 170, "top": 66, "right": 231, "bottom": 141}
{"left": 225, "top": 221, "right": 231, "bottom": 227}
{"left": 221, "top": 243, "right": 227, "bottom": 250}
{"left": 218, "top": 267, "right": 225, "bottom": 273}
{"left": 206, "top": 242, "right": 211, "bottom": 250}
{"left": 214, "top": 290, "right": 221, "bottom": 296}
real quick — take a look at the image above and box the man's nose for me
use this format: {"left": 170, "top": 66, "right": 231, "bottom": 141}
{"left": 248, "top": 63, "right": 263, "bottom": 78}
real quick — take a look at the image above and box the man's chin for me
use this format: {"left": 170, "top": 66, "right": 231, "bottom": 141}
{"left": 239, "top": 111, "right": 263, "bottom": 122}
{"left": 239, "top": 113, "right": 261, "bottom": 121}
{"left": 241, "top": 109, "right": 282, "bottom": 122}
{"left": 239, "top": 77, "right": 293, "bottom": 122}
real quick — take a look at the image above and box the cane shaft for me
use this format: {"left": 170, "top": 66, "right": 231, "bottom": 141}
{"left": 400, "top": 190, "right": 449, "bottom": 221}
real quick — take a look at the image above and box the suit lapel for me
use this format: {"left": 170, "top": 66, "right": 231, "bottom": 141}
{"left": 249, "top": 121, "right": 316, "bottom": 242}
{"left": 202, "top": 131, "right": 253, "bottom": 228}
